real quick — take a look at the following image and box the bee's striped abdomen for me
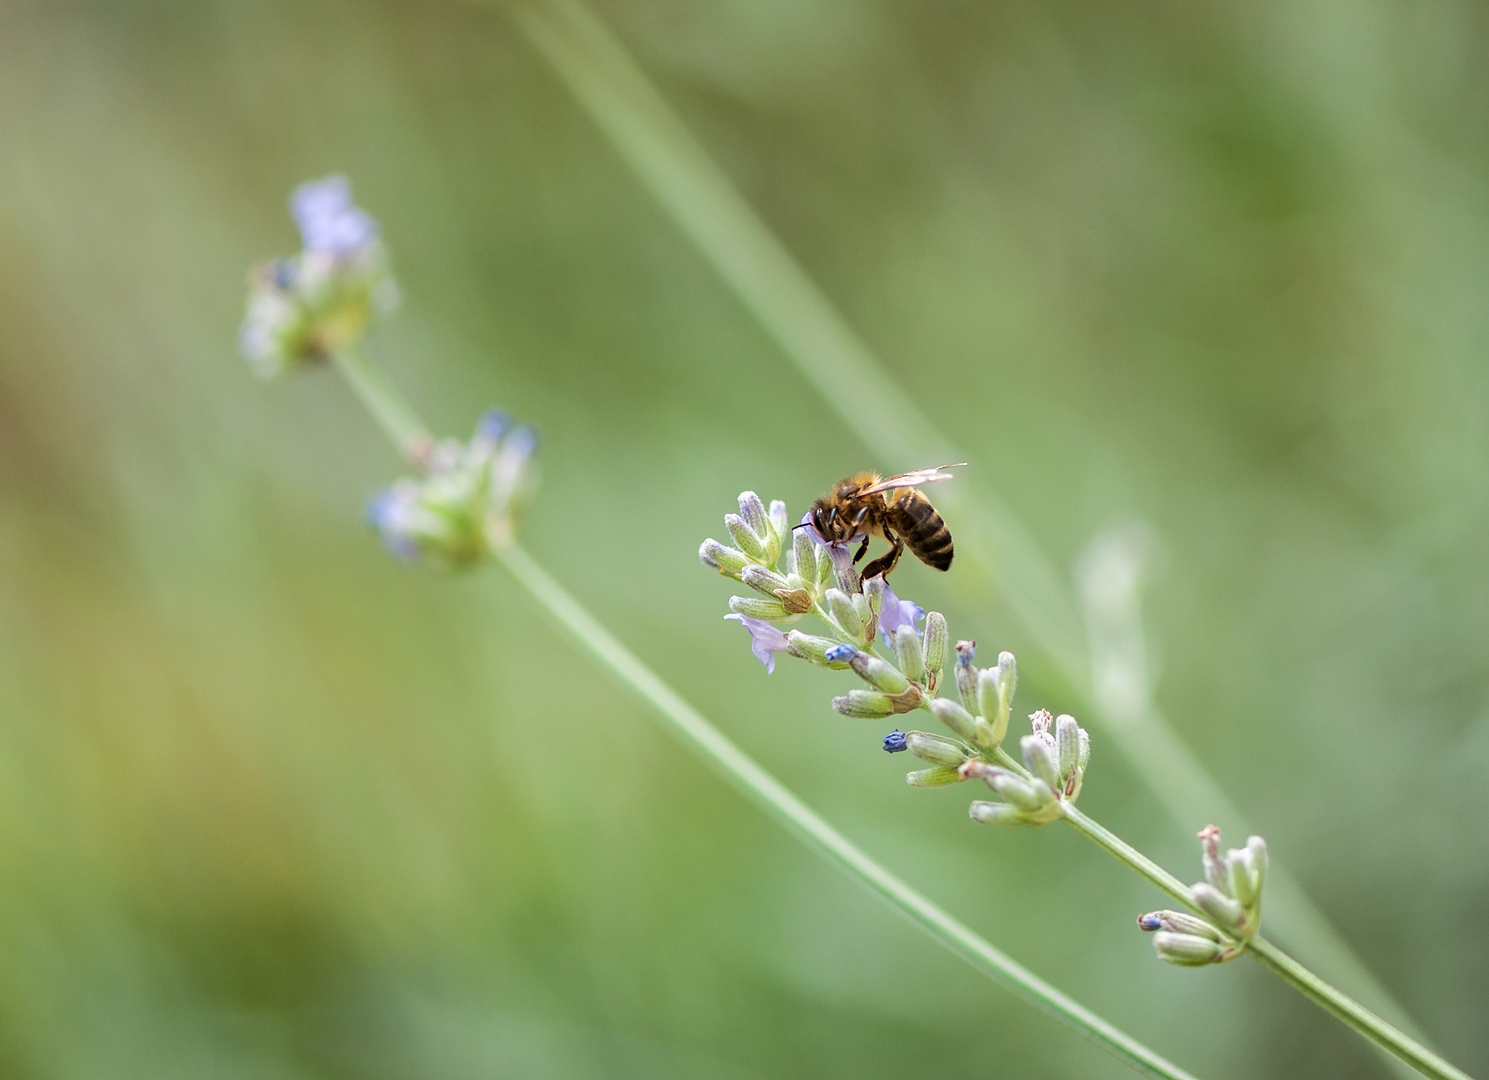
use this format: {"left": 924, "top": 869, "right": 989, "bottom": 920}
{"left": 889, "top": 492, "right": 953, "bottom": 571}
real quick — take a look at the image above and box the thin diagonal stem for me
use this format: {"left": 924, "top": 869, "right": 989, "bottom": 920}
{"left": 328, "top": 347, "right": 1197, "bottom": 1080}
{"left": 498, "top": 0, "right": 1435, "bottom": 1057}
{"left": 1057, "top": 804, "right": 1473, "bottom": 1080}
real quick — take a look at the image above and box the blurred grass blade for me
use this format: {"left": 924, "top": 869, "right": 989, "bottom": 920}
{"left": 503, "top": 0, "right": 1434, "bottom": 1049}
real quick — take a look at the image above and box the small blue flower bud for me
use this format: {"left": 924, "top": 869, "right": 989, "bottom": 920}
{"left": 1137, "top": 910, "right": 1225, "bottom": 940}
{"left": 955, "top": 640, "right": 977, "bottom": 667}
{"left": 883, "top": 730, "right": 909, "bottom": 753}
{"left": 824, "top": 643, "right": 859, "bottom": 663}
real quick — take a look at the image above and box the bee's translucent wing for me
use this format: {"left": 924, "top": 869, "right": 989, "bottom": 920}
{"left": 856, "top": 463, "right": 966, "bottom": 496}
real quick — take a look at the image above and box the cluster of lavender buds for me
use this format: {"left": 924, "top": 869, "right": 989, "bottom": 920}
{"left": 368, "top": 410, "right": 539, "bottom": 567}
{"left": 699, "top": 490, "right": 1092, "bottom": 825}
{"left": 1138, "top": 826, "right": 1268, "bottom": 965}
{"left": 238, "top": 175, "right": 399, "bottom": 378}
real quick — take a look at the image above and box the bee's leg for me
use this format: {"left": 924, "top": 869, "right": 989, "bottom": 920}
{"left": 852, "top": 535, "right": 871, "bottom": 564}
{"left": 860, "top": 535, "right": 904, "bottom": 581}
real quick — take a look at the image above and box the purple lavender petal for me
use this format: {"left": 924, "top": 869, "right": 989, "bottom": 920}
{"left": 291, "top": 175, "right": 380, "bottom": 256}
{"left": 873, "top": 577, "right": 925, "bottom": 648}
{"left": 724, "top": 614, "right": 791, "bottom": 674}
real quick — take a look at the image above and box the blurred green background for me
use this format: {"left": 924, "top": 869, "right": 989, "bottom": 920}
{"left": 1, "top": 0, "right": 1486, "bottom": 1077}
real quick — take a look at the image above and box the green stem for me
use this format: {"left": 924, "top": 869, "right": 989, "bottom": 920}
{"left": 1245, "top": 939, "right": 1473, "bottom": 1080}
{"left": 1058, "top": 804, "right": 1474, "bottom": 1080}
{"left": 322, "top": 350, "right": 1198, "bottom": 1080}
{"left": 331, "top": 346, "right": 432, "bottom": 457}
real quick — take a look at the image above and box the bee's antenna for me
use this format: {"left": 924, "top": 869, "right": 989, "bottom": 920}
{"left": 791, "top": 521, "right": 813, "bottom": 531}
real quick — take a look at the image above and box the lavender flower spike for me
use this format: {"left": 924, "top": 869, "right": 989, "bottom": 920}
{"left": 725, "top": 614, "right": 791, "bottom": 673}
{"left": 873, "top": 577, "right": 924, "bottom": 649}
{"left": 291, "top": 175, "right": 380, "bottom": 257}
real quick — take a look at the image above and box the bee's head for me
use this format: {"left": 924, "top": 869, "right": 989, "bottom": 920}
{"left": 803, "top": 498, "right": 848, "bottom": 543}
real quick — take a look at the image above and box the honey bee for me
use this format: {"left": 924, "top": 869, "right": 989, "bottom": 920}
{"left": 802, "top": 465, "right": 964, "bottom": 581}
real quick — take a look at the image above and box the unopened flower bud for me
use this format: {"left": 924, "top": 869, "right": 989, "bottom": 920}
{"left": 741, "top": 565, "right": 791, "bottom": 598}
{"left": 737, "top": 492, "right": 770, "bottom": 542}
{"left": 954, "top": 642, "right": 978, "bottom": 710}
{"left": 989, "top": 771, "right": 1056, "bottom": 814}
{"left": 1021, "top": 733, "right": 1060, "bottom": 791}
{"left": 969, "top": 801, "right": 1029, "bottom": 826}
{"left": 787, "top": 631, "right": 853, "bottom": 668}
{"left": 825, "top": 589, "right": 865, "bottom": 639}
{"left": 850, "top": 654, "right": 912, "bottom": 695}
{"left": 1137, "top": 910, "right": 1224, "bottom": 940}
{"left": 791, "top": 526, "right": 820, "bottom": 584}
{"left": 1152, "top": 931, "right": 1228, "bottom": 967}
{"left": 1199, "top": 824, "right": 1228, "bottom": 892}
{"left": 883, "top": 730, "right": 908, "bottom": 753}
{"left": 728, "top": 595, "right": 789, "bottom": 620}
{"left": 906, "top": 765, "right": 964, "bottom": 787}
{"left": 768, "top": 499, "right": 789, "bottom": 548}
{"left": 1191, "top": 882, "right": 1246, "bottom": 932}
{"left": 700, "top": 539, "right": 750, "bottom": 578}
{"left": 904, "top": 731, "right": 970, "bottom": 767}
{"left": 1056, "top": 714, "right": 1080, "bottom": 779}
{"left": 894, "top": 626, "right": 926, "bottom": 685}
{"left": 929, "top": 697, "right": 980, "bottom": 744}
{"left": 922, "top": 612, "right": 948, "bottom": 691}
{"left": 832, "top": 690, "right": 897, "bottom": 719}
{"left": 725, "top": 513, "right": 767, "bottom": 562}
